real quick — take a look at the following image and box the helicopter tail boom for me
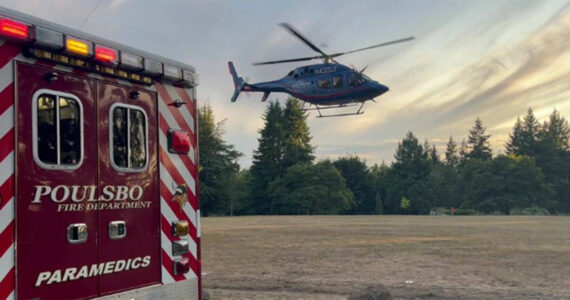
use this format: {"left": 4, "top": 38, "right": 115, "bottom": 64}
{"left": 228, "top": 61, "right": 246, "bottom": 102}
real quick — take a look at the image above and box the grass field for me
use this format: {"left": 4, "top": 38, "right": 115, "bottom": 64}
{"left": 201, "top": 216, "right": 570, "bottom": 299}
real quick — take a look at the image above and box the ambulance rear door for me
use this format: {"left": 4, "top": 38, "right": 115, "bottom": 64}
{"left": 96, "top": 81, "right": 161, "bottom": 295}
{"left": 16, "top": 62, "right": 99, "bottom": 299}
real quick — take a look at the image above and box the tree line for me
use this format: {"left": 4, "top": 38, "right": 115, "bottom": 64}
{"left": 199, "top": 100, "right": 570, "bottom": 216}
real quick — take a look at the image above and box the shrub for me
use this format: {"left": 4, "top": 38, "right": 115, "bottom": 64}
{"left": 510, "top": 206, "right": 550, "bottom": 216}
{"left": 454, "top": 209, "right": 478, "bottom": 215}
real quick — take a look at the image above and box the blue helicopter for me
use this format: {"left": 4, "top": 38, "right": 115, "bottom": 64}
{"left": 229, "top": 23, "right": 414, "bottom": 117}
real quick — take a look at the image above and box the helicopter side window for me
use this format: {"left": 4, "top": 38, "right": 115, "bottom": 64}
{"left": 317, "top": 77, "right": 331, "bottom": 89}
{"left": 332, "top": 75, "right": 343, "bottom": 88}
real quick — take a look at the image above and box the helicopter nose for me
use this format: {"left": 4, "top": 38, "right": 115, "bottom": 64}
{"left": 376, "top": 83, "right": 389, "bottom": 96}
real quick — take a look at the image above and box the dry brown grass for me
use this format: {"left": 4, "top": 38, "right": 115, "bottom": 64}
{"left": 201, "top": 216, "right": 570, "bottom": 299}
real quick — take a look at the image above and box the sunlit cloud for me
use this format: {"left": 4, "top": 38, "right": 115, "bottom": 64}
{"left": 0, "top": 0, "right": 567, "bottom": 167}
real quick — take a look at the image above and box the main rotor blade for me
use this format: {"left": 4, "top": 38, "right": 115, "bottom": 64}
{"left": 279, "top": 23, "right": 329, "bottom": 58}
{"left": 253, "top": 55, "right": 324, "bottom": 65}
{"left": 330, "top": 36, "right": 415, "bottom": 58}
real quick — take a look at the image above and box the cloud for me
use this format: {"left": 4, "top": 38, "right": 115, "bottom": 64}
{"left": 316, "top": 3, "right": 570, "bottom": 166}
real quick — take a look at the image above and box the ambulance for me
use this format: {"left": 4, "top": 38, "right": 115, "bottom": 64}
{"left": 0, "top": 6, "right": 201, "bottom": 299}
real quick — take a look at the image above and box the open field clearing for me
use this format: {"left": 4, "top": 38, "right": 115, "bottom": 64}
{"left": 202, "top": 216, "right": 570, "bottom": 299}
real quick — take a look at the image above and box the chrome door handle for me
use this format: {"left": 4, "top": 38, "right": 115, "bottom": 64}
{"left": 109, "top": 220, "right": 127, "bottom": 240}
{"left": 67, "top": 223, "right": 88, "bottom": 244}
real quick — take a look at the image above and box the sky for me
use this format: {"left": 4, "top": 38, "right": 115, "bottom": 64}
{"left": 2, "top": 0, "right": 569, "bottom": 167}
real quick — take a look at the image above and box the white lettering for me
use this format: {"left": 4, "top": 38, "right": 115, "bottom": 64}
{"left": 32, "top": 186, "right": 52, "bottom": 204}
{"left": 35, "top": 256, "right": 152, "bottom": 287}
{"left": 32, "top": 185, "right": 146, "bottom": 205}
{"left": 89, "top": 263, "right": 105, "bottom": 277}
{"left": 103, "top": 261, "right": 115, "bottom": 274}
{"left": 100, "top": 186, "right": 115, "bottom": 202}
{"left": 62, "top": 267, "right": 77, "bottom": 282}
{"left": 87, "top": 185, "right": 97, "bottom": 202}
{"left": 125, "top": 258, "right": 133, "bottom": 270}
{"left": 141, "top": 255, "right": 151, "bottom": 268}
{"left": 115, "top": 186, "right": 129, "bottom": 201}
{"left": 47, "top": 270, "right": 62, "bottom": 285}
{"left": 131, "top": 257, "right": 142, "bottom": 269}
{"left": 50, "top": 186, "right": 70, "bottom": 203}
{"left": 129, "top": 186, "right": 143, "bottom": 201}
{"left": 76, "top": 266, "right": 88, "bottom": 279}
{"left": 70, "top": 186, "right": 88, "bottom": 202}
{"left": 114, "top": 260, "right": 126, "bottom": 272}
{"left": 35, "top": 271, "right": 51, "bottom": 287}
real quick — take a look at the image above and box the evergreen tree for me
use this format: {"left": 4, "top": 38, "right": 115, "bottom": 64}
{"left": 540, "top": 109, "right": 570, "bottom": 152}
{"left": 385, "top": 132, "right": 434, "bottom": 214}
{"left": 445, "top": 136, "right": 459, "bottom": 167}
{"left": 370, "top": 161, "right": 390, "bottom": 214}
{"left": 466, "top": 117, "right": 492, "bottom": 160}
{"left": 282, "top": 98, "right": 314, "bottom": 169}
{"left": 459, "top": 139, "right": 468, "bottom": 163}
{"left": 394, "top": 132, "right": 427, "bottom": 164}
{"left": 536, "top": 110, "right": 570, "bottom": 212}
{"left": 506, "top": 116, "right": 523, "bottom": 155}
{"left": 333, "top": 155, "right": 375, "bottom": 214}
{"left": 521, "top": 108, "right": 541, "bottom": 155}
{"left": 268, "top": 161, "right": 354, "bottom": 215}
{"left": 198, "top": 103, "right": 242, "bottom": 216}
{"left": 429, "top": 143, "right": 441, "bottom": 164}
{"left": 250, "top": 102, "right": 285, "bottom": 214}
{"left": 507, "top": 108, "right": 541, "bottom": 156}
{"left": 459, "top": 155, "right": 552, "bottom": 214}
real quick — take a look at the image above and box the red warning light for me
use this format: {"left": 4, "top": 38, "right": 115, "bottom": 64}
{"left": 0, "top": 18, "right": 31, "bottom": 40}
{"left": 168, "top": 130, "right": 191, "bottom": 154}
{"left": 95, "top": 45, "right": 118, "bottom": 64}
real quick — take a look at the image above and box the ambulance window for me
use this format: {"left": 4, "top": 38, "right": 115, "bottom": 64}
{"left": 110, "top": 104, "right": 148, "bottom": 172}
{"left": 37, "top": 95, "right": 57, "bottom": 164}
{"left": 34, "top": 91, "right": 83, "bottom": 169}
{"left": 129, "top": 110, "right": 146, "bottom": 169}
{"left": 112, "top": 107, "right": 128, "bottom": 168}
{"left": 59, "top": 97, "right": 81, "bottom": 164}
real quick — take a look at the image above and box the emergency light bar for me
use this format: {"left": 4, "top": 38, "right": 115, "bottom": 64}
{"left": 163, "top": 64, "right": 182, "bottom": 81}
{"left": 143, "top": 58, "right": 162, "bottom": 76}
{"left": 95, "top": 45, "right": 118, "bottom": 65}
{"left": 1, "top": 14, "right": 197, "bottom": 87}
{"left": 120, "top": 52, "right": 144, "bottom": 71}
{"left": 65, "top": 36, "right": 93, "bottom": 57}
{"left": 0, "top": 16, "right": 32, "bottom": 41}
{"left": 34, "top": 26, "right": 64, "bottom": 50}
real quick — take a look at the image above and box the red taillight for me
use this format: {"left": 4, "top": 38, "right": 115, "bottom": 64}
{"left": 95, "top": 45, "right": 118, "bottom": 64}
{"left": 168, "top": 130, "right": 191, "bottom": 154}
{"left": 0, "top": 18, "right": 32, "bottom": 40}
{"left": 173, "top": 258, "right": 190, "bottom": 275}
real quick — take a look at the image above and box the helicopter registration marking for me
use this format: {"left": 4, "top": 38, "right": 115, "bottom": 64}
{"left": 314, "top": 66, "right": 337, "bottom": 74}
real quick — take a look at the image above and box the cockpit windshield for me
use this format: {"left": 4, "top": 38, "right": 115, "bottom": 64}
{"left": 349, "top": 72, "right": 368, "bottom": 86}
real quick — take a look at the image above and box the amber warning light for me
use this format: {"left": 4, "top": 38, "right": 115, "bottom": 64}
{"left": 0, "top": 17, "right": 31, "bottom": 41}
{"left": 65, "top": 36, "right": 92, "bottom": 57}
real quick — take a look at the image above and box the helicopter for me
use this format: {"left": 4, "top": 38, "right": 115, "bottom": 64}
{"left": 228, "top": 23, "right": 414, "bottom": 117}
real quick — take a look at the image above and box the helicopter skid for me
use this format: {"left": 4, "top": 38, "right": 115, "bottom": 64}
{"left": 316, "top": 111, "right": 365, "bottom": 118}
{"left": 302, "top": 103, "right": 361, "bottom": 111}
{"left": 305, "top": 101, "right": 366, "bottom": 118}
